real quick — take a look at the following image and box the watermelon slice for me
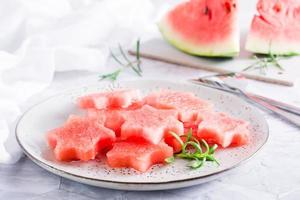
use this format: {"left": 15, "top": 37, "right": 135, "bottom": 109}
{"left": 47, "top": 115, "right": 115, "bottom": 161}
{"left": 197, "top": 112, "right": 249, "bottom": 147}
{"left": 246, "top": 0, "right": 300, "bottom": 55}
{"left": 120, "top": 105, "right": 184, "bottom": 144}
{"left": 106, "top": 141, "right": 173, "bottom": 172}
{"left": 77, "top": 89, "right": 142, "bottom": 110}
{"left": 144, "top": 90, "right": 213, "bottom": 123}
{"left": 159, "top": 0, "right": 239, "bottom": 57}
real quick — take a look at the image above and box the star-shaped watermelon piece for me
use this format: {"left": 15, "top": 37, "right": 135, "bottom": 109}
{"left": 106, "top": 141, "right": 173, "bottom": 172}
{"left": 77, "top": 89, "right": 142, "bottom": 110}
{"left": 120, "top": 105, "right": 184, "bottom": 144}
{"left": 197, "top": 112, "right": 250, "bottom": 147}
{"left": 47, "top": 115, "right": 115, "bottom": 161}
{"left": 145, "top": 90, "right": 213, "bottom": 123}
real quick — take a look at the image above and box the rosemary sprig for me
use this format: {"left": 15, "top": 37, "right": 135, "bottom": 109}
{"left": 242, "top": 53, "right": 285, "bottom": 74}
{"left": 165, "top": 129, "right": 219, "bottom": 169}
{"left": 99, "top": 39, "right": 142, "bottom": 81}
{"left": 197, "top": 52, "right": 291, "bottom": 80}
{"left": 136, "top": 39, "right": 142, "bottom": 72}
{"left": 118, "top": 44, "right": 142, "bottom": 76}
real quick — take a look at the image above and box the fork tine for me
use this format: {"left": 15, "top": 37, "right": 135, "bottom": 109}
{"left": 215, "top": 81, "right": 225, "bottom": 88}
{"left": 191, "top": 78, "right": 239, "bottom": 94}
{"left": 200, "top": 78, "right": 236, "bottom": 92}
{"left": 199, "top": 78, "right": 222, "bottom": 88}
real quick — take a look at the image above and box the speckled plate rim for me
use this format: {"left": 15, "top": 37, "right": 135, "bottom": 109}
{"left": 15, "top": 79, "right": 269, "bottom": 190}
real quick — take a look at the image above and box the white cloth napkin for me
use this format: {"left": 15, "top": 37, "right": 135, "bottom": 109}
{"left": 0, "top": 0, "right": 155, "bottom": 164}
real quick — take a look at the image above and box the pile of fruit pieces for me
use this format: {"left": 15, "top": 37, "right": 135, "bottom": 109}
{"left": 47, "top": 89, "right": 249, "bottom": 172}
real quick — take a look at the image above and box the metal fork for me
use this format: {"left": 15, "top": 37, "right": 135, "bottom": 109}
{"left": 191, "top": 78, "right": 300, "bottom": 115}
{"left": 190, "top": 78, "right": 300, "bottom": 128}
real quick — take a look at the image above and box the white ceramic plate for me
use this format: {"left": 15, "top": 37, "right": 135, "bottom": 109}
{"left": 16, "top": 80, "right": 269, "bottom": 191}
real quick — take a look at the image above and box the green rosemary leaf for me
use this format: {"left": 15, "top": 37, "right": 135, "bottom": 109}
{"left": 201, "top": 139, "right": 210, "bottom": 154}
{"left": 206, "top": 155, "right": 220, "bottom": 165}
{"left": 99, "top": 69, "right": 122, "bottom": 81}
{"left": 242, "top": 61, "right": 259, "bottom": 72}
{"left": 269, "top": 52, "right": 275, "bottom": 60}
{"left": 224, "top": 72, "right": 237, "bottom": 77}
{"left": 118, "top": 44, "right": 131, "bottom": 64}
{"left": 110, "top": 49, "right": 126, "bottom": 66}
{"left": 165, "top": 156, "right": 175, "bottom": 164}
{"left": 136, "top": 39, "right": 142, "bottom": 72}
{"left": 181, "top": 135, "right": 200, "bottom": 145}
{"left": 186, "top": 141, "right": 202, "bottom": 154}
{"left": 205, "top": 155, "right": 215, "bottom": 161}
{"left": 186, "top": 128, "right": 192, "bottom": 142}
{"left": 181, "top": 143, "right": 188, "bottom": 154}
{"left": 169, "top": 131, "right": 184, "bottom": 147}
{"left": 274, "top": 62, "right": 284, "bottom": 70}
{"left": 176, "top": 153, "right": 194, "bottom": 160}
{"left": 188, "top": 159, "right": 201, "bottom": 169}
{"left": 118, "top": 44, "right": 142, "bottom": 76}
{"left": 129, "top": 63, "right": 142, "bottom": 76}
{"left": 208, "top": 144, "right": 218, "bottom": 154}
{"left": 188, "top": 157, "right": 206, "bottom": 169}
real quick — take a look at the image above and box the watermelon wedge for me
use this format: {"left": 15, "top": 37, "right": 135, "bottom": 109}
{"left": 246, "top": 0, "right": 300, "bottom": 55}
{"left": 47, "top": 115, "right": 115, "bottom": 161}
{"left": 77, "top": 89, "right": 142, "bottom": 110}
{"left": 159, "top": 0, "right": 239, "bottom": 57}
{"left": 120, "top": 105, "right": 184, "bottom": 144}
{"left": 106, "top": 141, "right": 173, "bottom": 172}
{"left": 144, "top": 90, "right": 213, "bottom": 123}
{"left": 197, "top": 112, "right": 249, "bottom": 147}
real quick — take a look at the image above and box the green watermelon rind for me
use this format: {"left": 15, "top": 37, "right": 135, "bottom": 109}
{"left": 245, "top": 34, "right": 300, "bottom": 56}
{"left": 158, "top": 18, "right": 240, "bottom": 58}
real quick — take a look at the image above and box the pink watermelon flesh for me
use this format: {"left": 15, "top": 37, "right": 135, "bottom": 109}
{"left": 183, "top": 122, "right": 199, "bottom": 137}
{"left": 87, "top": 109, "right": 127, "bottom": 136}
{"left": 106, "top": 141, "right": 173, "bottom": 172}
{"left": 120, "top": 105, "right": 184, "bottom": 144}
{"left": 86, "top": 109, "right": 107, "bottom": 125}
{"left": 47, "top": 115, "right": 115, "bottom": 161}
{"left": 144, "top": 90, "right": 213, "bottom": 123}
{"left": 159, "top": 0, "right": 239, "bottom": 57}
{"left": 197, "top": 112, "right": 249, "bottom": 148}
{"left": 77, "top": 89, "right": 142, "bottom": 110}
{"left": 246, "top": 0, "right": 300, "bottom": 55}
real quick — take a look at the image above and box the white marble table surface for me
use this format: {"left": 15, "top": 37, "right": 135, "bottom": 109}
{"left": 1, "top": 56, "right": 300, "bottom": 200}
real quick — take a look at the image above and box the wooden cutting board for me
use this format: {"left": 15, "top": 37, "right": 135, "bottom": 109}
{"left": 129, "top": 37, "right": 300, "bottom": 87}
